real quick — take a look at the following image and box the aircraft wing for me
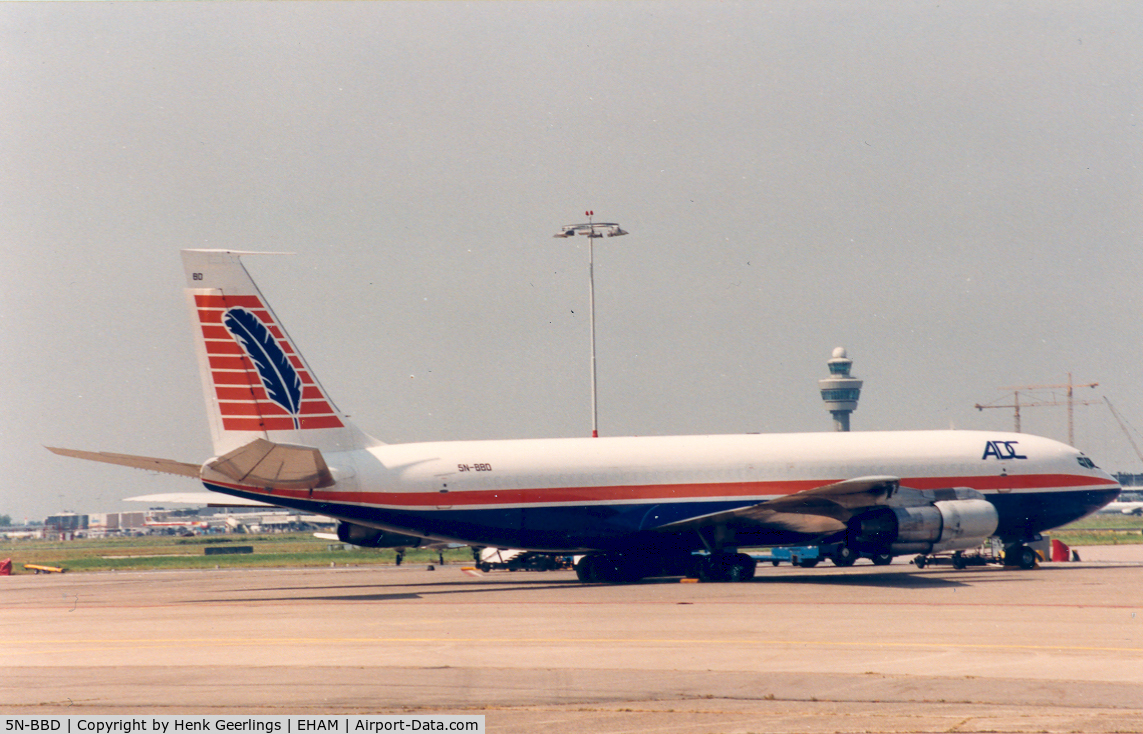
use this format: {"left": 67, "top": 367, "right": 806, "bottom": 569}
{"left": 314, "top": 531, "right": 462, "bottom": 550}
{"left": 125, "top": 492, "right": 276, "bottom": 508}
{"left": 658, "top": 475, "right": 900, "bottom": 534}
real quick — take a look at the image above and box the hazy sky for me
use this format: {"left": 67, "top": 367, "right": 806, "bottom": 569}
{"left": 4, "top": 2, "right": 1142, "bottom": 522}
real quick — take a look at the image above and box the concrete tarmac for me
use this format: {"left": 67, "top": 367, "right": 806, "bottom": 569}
{"left": 4, "top": 551, "right": 1143, "bottom": 733}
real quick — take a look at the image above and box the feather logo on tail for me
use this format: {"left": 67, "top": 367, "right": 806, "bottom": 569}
{"left": 222, "top": 307, "right": 303, "bottom": 429}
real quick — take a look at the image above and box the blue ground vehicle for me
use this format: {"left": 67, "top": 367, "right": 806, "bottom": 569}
{"left": 751, "top": 543, "right": 893, "bottom": 568}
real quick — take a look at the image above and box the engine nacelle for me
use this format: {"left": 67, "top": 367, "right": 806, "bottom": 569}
{"left": 851, "top": 496, "right": 999, "bottom": 556}
{"left": 336, "top": 522, "right": 427, "bottom": 549}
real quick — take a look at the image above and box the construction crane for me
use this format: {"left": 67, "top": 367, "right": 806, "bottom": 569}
{"left": 974, "top": 373, "right": 1098, "bottom": 446}
{"left": 1104, "top": 397, "right": 1143, "bottom": 467}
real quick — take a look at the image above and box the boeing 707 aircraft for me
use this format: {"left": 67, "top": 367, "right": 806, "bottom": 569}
{"left": 49, "top": 250, "right": 1121, "bottom": 582}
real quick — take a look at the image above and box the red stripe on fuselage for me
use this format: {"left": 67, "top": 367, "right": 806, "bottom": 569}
{"left": 904, "top": 475, "right": 1102, "bottom": 491}
{"left": 205, "top": 474, "right": 1113, "bottom": 510}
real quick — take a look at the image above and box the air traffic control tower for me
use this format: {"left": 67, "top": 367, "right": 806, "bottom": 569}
{"left": 819, "top": 347, "right": 862, "bottom": 431}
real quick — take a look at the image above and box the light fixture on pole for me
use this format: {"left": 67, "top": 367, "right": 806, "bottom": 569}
{"left": 554, "top": 212, "right": 629, "bottom": 438}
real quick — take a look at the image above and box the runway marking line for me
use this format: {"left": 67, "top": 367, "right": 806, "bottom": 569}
{"left": 5, "top": 597, "right": 1143, "bottom": 613}
{"left": 3, "top": 637, "right": 1143, "bottom": 655}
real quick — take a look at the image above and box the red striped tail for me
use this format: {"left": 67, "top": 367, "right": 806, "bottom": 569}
{"left": 182, "top": 250, "right": 374, "bottom": 456}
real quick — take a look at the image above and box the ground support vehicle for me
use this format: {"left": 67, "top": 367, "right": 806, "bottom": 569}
{"left": 913, "top": 537, "right": 1045, "bottom": 570}
{"left": 751, "top": 546, "right": 826, "bottom": 568}
{"left": 478, "top": 548, "right": 571, "bottom": 572}
{"left": 751, "top": 543, "right": 894, "bottom": 568}
{"left": 24, "top": 564, "right": 66, "bottom": 574}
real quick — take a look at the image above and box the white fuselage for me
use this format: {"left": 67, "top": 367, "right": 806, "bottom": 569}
{"left": 204, "top": 429, "right": 1119, "bottom": 551}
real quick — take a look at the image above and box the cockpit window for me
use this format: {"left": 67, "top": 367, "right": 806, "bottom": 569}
{"left": 1077, "top": 456, "right": 1097, "bottom": 470}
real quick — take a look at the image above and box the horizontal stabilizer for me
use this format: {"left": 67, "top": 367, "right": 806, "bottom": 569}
{"left": 204, "top": 438, "right": 335, "bottom": 490}
{"left": 46, "top": 446, "right": 200, "bottom": 478}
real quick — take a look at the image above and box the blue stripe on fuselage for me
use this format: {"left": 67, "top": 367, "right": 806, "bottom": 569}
{"left": 202, "top": 482, "right": 1119, "bottom": 551}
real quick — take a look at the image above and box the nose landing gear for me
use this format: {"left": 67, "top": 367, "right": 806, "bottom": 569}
{"left": 1004, "top": 543, "right": 1039, "bottom": 570}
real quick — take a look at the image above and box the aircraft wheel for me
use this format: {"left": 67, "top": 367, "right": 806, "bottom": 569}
{"left": 699, "top": 553, "right": 742, "bottom": 582}
{"left": 952, "top": 552, "right": 967, "bottom": 570}
{"left": 574, "top": 555, "right": 597, "bottom": 582}
{"left": 697, "top": 555, "right": 722, "bottom": 582}
{"left": 870, "top": 552, "right": 893, "bottom": 566}
{"left": 831, "top": 545, "right": 858, "bottom": 567}
{"left": 577, "top": 553, "right": 644, "bottom": 583}
{"left": 1009, "top": 544, "right": 1038, "bottom": 570}
{"left": 914, "top": 555, "right": 927, "bottom": 568}
{"left": 694, "top": 554, "right": 757, "bottom": 582}
{"left": 736, "top": 553, "right": 757, "bottom": 581}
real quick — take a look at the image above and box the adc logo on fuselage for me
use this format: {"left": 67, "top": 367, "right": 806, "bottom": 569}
{"left": 982, "top": 440, "right": 1027, "bottom": 460}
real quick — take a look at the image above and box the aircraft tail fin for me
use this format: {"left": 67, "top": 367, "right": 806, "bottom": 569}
{"left": 182, "top": 250, "right": 377, "bottom": 456}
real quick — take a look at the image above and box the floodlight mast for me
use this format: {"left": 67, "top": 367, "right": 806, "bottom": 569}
{"left": 587, "top": 215, "right": 598, "bottom": 439}
{"left": 554, "top": 212, "right": 629, "bottom": 438}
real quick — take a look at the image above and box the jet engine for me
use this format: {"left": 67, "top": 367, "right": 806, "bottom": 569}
{"left": 850, "top": 488, "right": 999, "bottom": 556}
{"left": 336, "top": 521, "right": 427, "bottom": 549}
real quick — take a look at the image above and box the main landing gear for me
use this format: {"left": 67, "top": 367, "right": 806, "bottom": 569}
{"left": 574, "top": 552, "right": 647, "bottom": 583}
{"left": 573, "top": 551, "right": 757, "bottom": 584}
{"left": 696, "top": 552, "right": 757, "bottom": 582}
